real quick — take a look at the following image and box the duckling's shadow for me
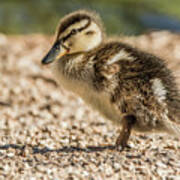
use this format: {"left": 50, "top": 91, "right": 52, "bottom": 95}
{"left": 33, "top": 145, "right": 116, "bottom": 154}
{"left": 0, "top": 144, "right": 116, "bottom": 154}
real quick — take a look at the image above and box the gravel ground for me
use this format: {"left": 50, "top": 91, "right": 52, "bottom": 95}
{"left": 0, "top": 31, "right": 180, "bottom": 179}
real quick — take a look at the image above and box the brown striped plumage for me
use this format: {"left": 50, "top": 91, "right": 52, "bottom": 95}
{"left": 41, "top": 10, "right": 180, "bottom": 150}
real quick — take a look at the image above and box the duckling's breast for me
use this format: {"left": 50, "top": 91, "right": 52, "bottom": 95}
{"left": 52, "top": 60, "right": 120, "bottom": 124}
{"left": 75, "top": 84, "right": 121, "bottom": 124}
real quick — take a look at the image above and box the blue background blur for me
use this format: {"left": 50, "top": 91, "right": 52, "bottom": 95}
{"left": 1, "top": 0, "right": 180, "bottom": 35}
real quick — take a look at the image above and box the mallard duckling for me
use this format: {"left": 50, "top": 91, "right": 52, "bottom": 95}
{"left": 41, "top": 10, "right": 180, "bottom": 150}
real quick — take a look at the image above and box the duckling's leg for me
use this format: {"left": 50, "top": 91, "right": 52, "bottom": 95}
{"left": 115, "top": 114, "right": 136, "bottom": 150}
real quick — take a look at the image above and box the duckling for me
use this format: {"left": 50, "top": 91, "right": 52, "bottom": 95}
{"left": 41, "top": 10, "right": 180, "bottom": 150}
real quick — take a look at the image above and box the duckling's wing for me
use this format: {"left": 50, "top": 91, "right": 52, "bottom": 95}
{"left": 93, "top": 42, "right": 135, "bottom": 83}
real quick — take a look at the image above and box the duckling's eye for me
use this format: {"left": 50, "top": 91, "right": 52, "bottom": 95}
{"left": 71, "top": 29, "right": 77, "bottom": 35}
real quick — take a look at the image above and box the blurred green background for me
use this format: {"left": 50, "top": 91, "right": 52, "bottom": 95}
{"left": 1, "top": 0, "right": 180, "bottom": 35}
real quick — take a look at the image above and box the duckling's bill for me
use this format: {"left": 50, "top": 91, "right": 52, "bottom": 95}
{"left": 41, "top": 44, "right": 68, "bottom": 65}
{"left": 55, "top": 49, "right": 69, "bottom": 60}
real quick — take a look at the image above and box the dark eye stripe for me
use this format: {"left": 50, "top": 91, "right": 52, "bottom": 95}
{"left": 78, "top": 17, "right": 91, "bottom": 32}
{"left": 61, "top": 17, "right": 91, "bottom": 42}
{"left": 85, "top": 30, "right": 94, "bottom": 35}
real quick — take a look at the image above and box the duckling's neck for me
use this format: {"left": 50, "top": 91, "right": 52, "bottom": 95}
{"left": 65, "top": 53, "right": 93, "bottom": 79}
{"left": 52, "top": 52, "right": 94, "bottom": 92}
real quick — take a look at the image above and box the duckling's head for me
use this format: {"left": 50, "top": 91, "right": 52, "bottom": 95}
{"left": 42, "top": 10, "right": 105, "bottom": 65}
